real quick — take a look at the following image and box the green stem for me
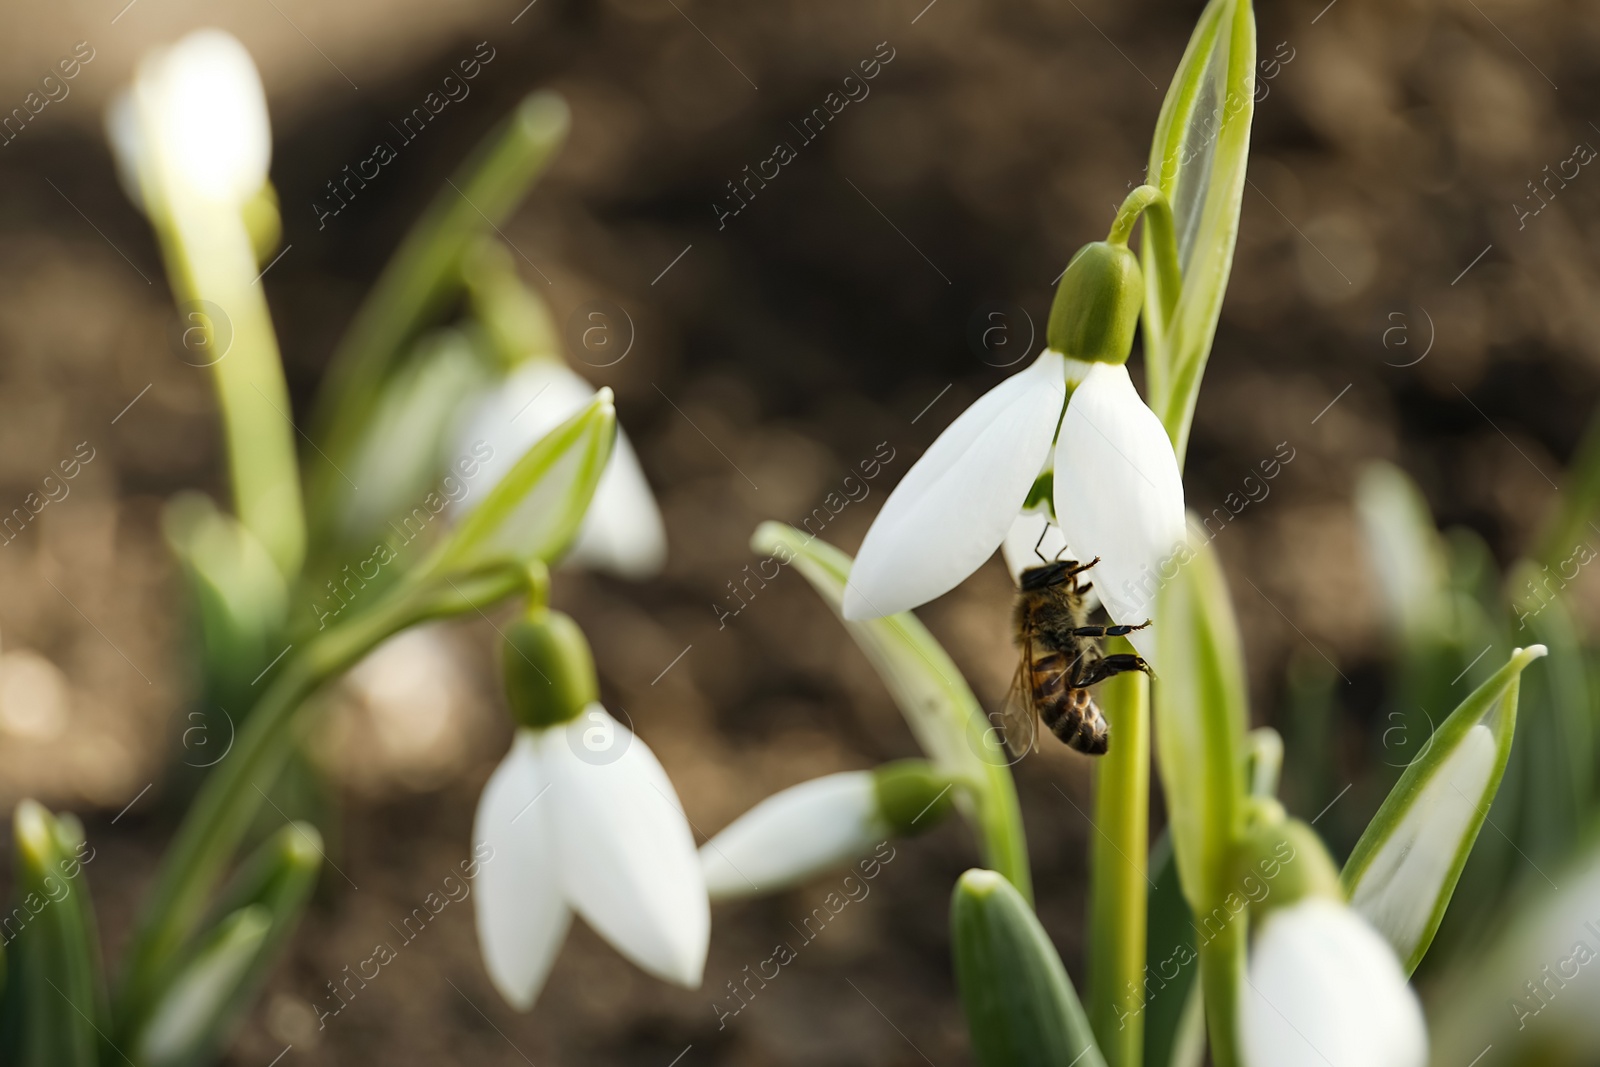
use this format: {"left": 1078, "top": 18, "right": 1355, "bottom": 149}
{"left": 1108, "top": 185, "right": 1180, "bottom": 326}
{"left": 157, "top": 202, "right": 306, "bottom": 580}
{"left": 305, "top": 93, "right": 570, "bottom": 538}
{"left": 1087, "top": 653, "right": 1149, "bottom": 1067}
{"left": 113, "top": 565, "right": 526, "bottom": 1035}
{"left": 1198, "top": 918, "right": 1246, "bottom": 1067}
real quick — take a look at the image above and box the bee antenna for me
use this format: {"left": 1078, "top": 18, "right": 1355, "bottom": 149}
{"left": 1032, "top": 523, "right": 1050, "bottom": 564}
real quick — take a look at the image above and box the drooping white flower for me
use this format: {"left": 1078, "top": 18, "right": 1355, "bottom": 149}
{"left": 843, "top": 351, "right": 1183, "bottom": 664}
{"left": 700, "top": 772, "right": 887, "bottom": 899}
{"left": 108, "top": 29, "right": 271, "bottom": 211}
{"left": 472, "top": 706, "right": 708, "bottom": 1009}
{"left": 1241, "top": 898, "right": 1427, "bottom": 1067}
{"left": 455, "top": 360, "right": 667, "bottom": 579}
{"left": 699, "top": 762, "right": 954, "bottom": 901}
{"left": 1052, "top": 361, "right": 1188, "bottom": 648}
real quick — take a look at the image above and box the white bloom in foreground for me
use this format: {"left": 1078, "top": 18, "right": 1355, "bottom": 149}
{"left": 472, "top": 707, "right": 708, "bottom": 1009}
{"left": 108, "top": 29, "right": 270, "bottom": 209}
{"left": 456, "top": 360, "right": 666, "bottom": 578}
{"left": 1242, "top": 898, "right": 1427, "bottom": 1067}
{"left": 843, "top": 351, "right": 1183, "bottom": 664}
{"left": 700, "top": 772, "right": 887, "bottom": 900}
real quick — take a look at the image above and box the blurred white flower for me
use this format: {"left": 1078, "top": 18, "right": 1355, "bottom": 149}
{"left": 472, "top": 706, "right": 708, "bottom": 1009}
{"left": 843, "top": 351, "right": 1183, "bottom": 664}
{"left": 1241, "top": 898, "right": 1427, "bottom": 1067}
{"left": 107, "top": 29, "right": 270, "bottom": 211}
{"left": 455, "top": 360, "right": 666, "bottom": 579}
{"left": 700, "top": 771, "right": 887, "bottom": 900}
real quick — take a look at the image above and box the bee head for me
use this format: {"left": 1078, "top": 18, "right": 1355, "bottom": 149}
{"left": 1020, "top": 560, "right": 1081, "bottom": 591}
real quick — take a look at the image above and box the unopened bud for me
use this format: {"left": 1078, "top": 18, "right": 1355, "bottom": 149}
{"left": 1046, "top": 241, "right": 1143, "bottom": 364}
{"left": 502, "top": 608, "right": 597, "bottom": 729}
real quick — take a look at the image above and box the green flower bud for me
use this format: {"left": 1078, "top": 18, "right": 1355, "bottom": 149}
{"left": 1233, "top": 811, "right": 1342, "bottom": 920}
{"left": 502, "top": 608, "right": 597, "bottom": 729}
{"left": 872, "top": 759, "right": 956, "bottom": 837}
{"left": 1046, "top": 241, "right": 1143, "bottom": 364}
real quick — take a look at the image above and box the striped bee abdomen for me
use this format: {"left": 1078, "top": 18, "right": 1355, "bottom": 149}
{"left": 1030, "top": 650, "right": 1110, "bottom": 755}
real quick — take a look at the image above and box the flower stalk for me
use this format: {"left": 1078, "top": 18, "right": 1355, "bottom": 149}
{"left": 1086, "top": 651, "right": 1149, "bottom": 1067}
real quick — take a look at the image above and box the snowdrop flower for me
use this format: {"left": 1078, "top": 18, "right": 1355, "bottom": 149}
{"left": 473, "top": 608, "right": 707, "bottom": 1009}
{"left": 700, "top": 761, "right": 954, "bottom": 900}
{"left": 1239, "top": 818, "right": 1427, "bottom": 1067}
{"left": 455, "top": 359, "right": 667, "bottom": 579}
{"left": 1243, "top": 899, "right": 1427, "bottom": 1067}
{"left": 844, "top": 241, "right": 1185, "bottom": 665}
{"left": 107, "top": 29, "right": 270, "bottom": 213}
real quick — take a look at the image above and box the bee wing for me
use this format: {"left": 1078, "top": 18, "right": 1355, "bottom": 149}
{"left": 997, "top": 655, "right": 1039, "bottom": 759}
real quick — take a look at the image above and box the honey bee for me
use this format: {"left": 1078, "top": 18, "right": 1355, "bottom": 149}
{"left": 1003, "top": 555, "right": 1152, "bottom": 757}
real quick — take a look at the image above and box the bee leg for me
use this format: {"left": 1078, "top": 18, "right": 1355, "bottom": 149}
{"left": 1067, "top": 619, "right": 1151, "bottom": 638}
{"left": 1075, "top": 653, "right": 1153, "bottom": 687}
{"left": 1062, "top": 556, "right": 1101, "bottom": 578}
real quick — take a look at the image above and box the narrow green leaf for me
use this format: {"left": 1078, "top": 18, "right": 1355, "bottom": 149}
{"left": 133, "top": 908, "right": 271, "bottom": 1067}
{"left": 318, "top": 328, "right": 492, "bottom": 557}
{"left": 1150, "top": 535, "right": 1249, "bottom": 1066}
{"left": 1342, "top": 645, "right": 1546, "bottom": 974}
{"left": 163, "top": 492, "right": 289, "bottom": 707}
{"left": 426, "top": 388, "right": 615, "bottom": 576}
{"left": 308, "top": 92, "right": 570, "bottom": 517}
{"left": 1507, "top": 559, "right": 1593, "bottom": 862}
{"left": 751, "top": 523, "right": 1032, "bottom": 901}
{"left": 130, "top": 823, "right": 321, "bottom": 1067}
{"left": 8, "top": 802, "right": 103, "bottom": 1067}
{"left": 952, "top": 869, "right": 1106, "bottom": 1067}
{"left": 1141, "top": 0, "right": 1257, "bottom": 462}
{"left": 1141, "top": 835, "right": 1199, "bottom": 1067}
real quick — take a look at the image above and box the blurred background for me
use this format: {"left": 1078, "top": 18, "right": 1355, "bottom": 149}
{"left": 1, "top": 0, "right": 1597, "bottom": 1063}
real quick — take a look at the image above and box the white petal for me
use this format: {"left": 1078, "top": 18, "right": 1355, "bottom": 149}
{"left": 999, "top": 511, "right": 1069, "bottom": 586}
{"left": 1348, "top": 724, "right": 1496, "bottom": 963}
{"left": 565, "top": 430, "right": 668, "bottom": 578}
{"left": 471, "top": 732, "right": 571, "bottom": 1010}
{"left": 455, "top": 361, "right": 666, "bottom": 578}
{"left": 1053, "top": 362, "right": 1186, "bottom": 666}
{"left": 844, "top": 351, "right": 1066, "bottom": 619}
{"left": 139, "top": 31, "right": 270, "bottom": 205}
{"left": 544, "top": 707, "right": 709, "bottom": 986}
{"left": 1242, "top": 899, "right": 1427, "bottom": 1067}
{"left": 104, "top": 90, "right": 147, "bottom": 212}
{"left": 699, "top": 772, "right": 889, "bottom": 901}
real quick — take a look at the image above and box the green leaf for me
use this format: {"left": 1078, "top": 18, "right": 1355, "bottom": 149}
{"left": 425, "top": 388, "right": 615, "bottom": 577}
{"left": 163, "top": 492, "right": 289, "bottom": 707}
{"left": 316, "top": 327, "right": 493, "bottom": 562}
{"left": 952, "top": 869, "right": 1106, "bottom": 1067}
{"left": 308, "top": 93, "right": 570, "bottom": 517}
{"left": 750, "top": 523, "right": 1032, "bottom": 901}
{"left": 1342, "top": 645, "right": 1546, "bottom": 974}
{"left": 1141, "top": 0, "right": 1256, "bottom": 462}
{"left": 6, "top": 802, "right": 104, "bottom": 1067}
{"left": 1150, "top": 535, "right": 1249, "bottom": 1066}
{"left": 1141, "top": 835, "right": 1200, "bottom": 1067}
{"left": 1506, "top": 559, "right": 1593, "bottom": 865}
{"left": 133, "top": 908, "right": 271, "bottom": 1067}
{"left": 130, "top": 823, "right": 321, "bottom": 1067}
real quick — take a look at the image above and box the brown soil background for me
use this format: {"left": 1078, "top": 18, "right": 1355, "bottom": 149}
{"left": 2, "top": 0, "right": 1598, "bottom": 1063}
